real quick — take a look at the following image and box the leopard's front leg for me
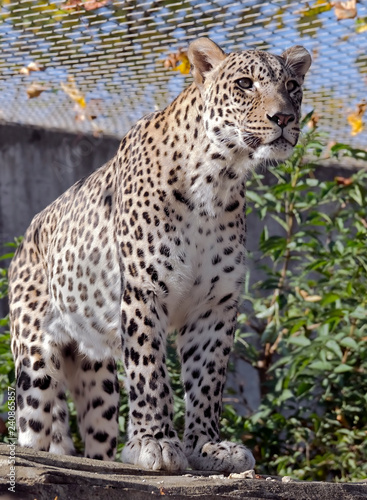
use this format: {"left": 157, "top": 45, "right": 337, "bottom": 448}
{"left": 120, "top": 292, "right": 188, "bottom": 471}
{"left": 177, "top": 306, "right": 255, "bottom": 473}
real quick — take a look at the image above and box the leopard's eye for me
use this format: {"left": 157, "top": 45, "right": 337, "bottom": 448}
{"left": 286, "top": 80, "right": 299, "bottom": 92}
{"left": 236, "top": 77, "right": 253, "bottom": 90}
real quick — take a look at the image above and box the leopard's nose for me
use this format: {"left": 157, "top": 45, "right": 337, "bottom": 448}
{"left": 267, "top": 112, "right": 295, "bottom": 128}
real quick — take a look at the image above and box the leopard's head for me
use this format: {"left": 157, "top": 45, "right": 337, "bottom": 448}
{"left": 188, "top": 37, "right": 311, "bottom": 164}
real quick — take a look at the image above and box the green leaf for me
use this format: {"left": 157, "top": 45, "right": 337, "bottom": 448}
{"left": 340, "top": 338, "right": 359, "bottom": 350}
{"left": 0, "top": 253, "right": 14, "bottom": 261}
{"left": 246, "top": 190, "right": 265, "bottom": 206}
{"left": 308, "top": 360, "right": 333, "bottom": 371}
{"left": 350, "top": 185, "right": 364, "bottom": 206}
{"left": 306, "top": 260, "right": 330, "bottom": 271}
{"left": 301, "top": 110, "right": 315, "bottom": 128}
{"left": 326, "top": 340, "right": 343, "bottom": 360}
{"left": 261, "top": 320, "right": 277, "bottom": 343}
{"left": 277, "top": 389, "right": 293, "bottom": 404}
{"left": 289, "top": 319, "right": 307, "bottom": 335}
{"left": 334, "top": 364, "right": 354, "bottom": 374}
{"left": 305, "top": 178, "right": 319, "bottom": 187}
{"left": 260, "top": 235, "right": 287, "bottom": 253}
{"left": 321, "top": 293, "right": 340, "bottom": 306}
{"left": 296, "top": 382, "right": 313, "bottom": 397}
{"left": 334, "top": 240, "right": 344, "bottom": 254}
{"left": 270, "top": 214, "right": 289, "bottom": 232}
{"left": 256, "top": 304, "right": 275, "bottom": 319}
{"left": 288, "top": 335, "right": 311, "bottom": 347}
{"left": 331, "top": 143, "right": 367, "bottom": 161}
{"left": 350, "top": 305, "right": 367, "bottom": 320}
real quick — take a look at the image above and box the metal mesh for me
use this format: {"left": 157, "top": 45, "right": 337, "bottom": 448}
{"left": 0, "top": 0, "right": 366, "bottom": 150}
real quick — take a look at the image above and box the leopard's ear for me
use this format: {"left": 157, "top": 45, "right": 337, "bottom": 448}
{"left": 188, "top": 37, "right": 227, "bottom": 90}
{"left": 281, "top": 46, "right": 312, "bottom": 80}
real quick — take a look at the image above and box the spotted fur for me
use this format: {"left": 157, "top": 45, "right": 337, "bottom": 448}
{"left": 9, "top": 38, "right": 311, "bottom": 472}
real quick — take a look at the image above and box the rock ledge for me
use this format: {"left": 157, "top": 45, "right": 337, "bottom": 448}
{"left": 0, "top": 444, "right": 366, "bottom": 500}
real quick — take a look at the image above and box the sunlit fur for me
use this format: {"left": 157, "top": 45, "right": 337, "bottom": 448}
{"left": 8, "top": 38, "right": 310, "bottom": 473}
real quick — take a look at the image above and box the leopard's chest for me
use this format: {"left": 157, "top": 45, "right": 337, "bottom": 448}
{"left": 136, "top": 208, "right": 247, "bottom": 330}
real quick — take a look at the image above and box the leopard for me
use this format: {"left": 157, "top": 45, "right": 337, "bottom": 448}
{"left": 8, "top": 37, "right": 311, "bottom": 472}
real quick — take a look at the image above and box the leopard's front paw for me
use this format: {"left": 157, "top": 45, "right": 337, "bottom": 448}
{"left": 122, "top": 437, "right": 188, "bottom": 471}
{"left": 187, "top": 441, "right": 255, "bottom": 473}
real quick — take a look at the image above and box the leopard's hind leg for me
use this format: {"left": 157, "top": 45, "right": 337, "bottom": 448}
{"left": 64, "top": 347, "right": 120, "bottom": 460}
{"left": 9, "top": 241, "right": 75, "bottom": 455}
{"left": 10, "top": 315, "right": 75, "bottom": 454}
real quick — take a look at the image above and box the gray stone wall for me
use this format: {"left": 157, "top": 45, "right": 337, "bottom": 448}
{"left": 0, "top": 123, "right": 120, "bottom": 248}
{"left": 0, "top": 123, "right": 120, "bottom": 321}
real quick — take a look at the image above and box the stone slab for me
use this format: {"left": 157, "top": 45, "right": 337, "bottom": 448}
{"left": 1, "top": 444, "right": 367, "bottom": 500}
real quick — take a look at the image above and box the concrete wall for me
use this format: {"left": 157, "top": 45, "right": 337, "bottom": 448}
{"left": 0, "top": 123, "right": 119, "bottom": 318}
{"left": 0, "top": 123, "right": 120, "bottom": 248}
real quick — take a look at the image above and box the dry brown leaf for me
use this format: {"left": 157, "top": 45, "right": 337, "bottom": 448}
{"left": 74, "top": 99, "right": 102, "bottom": 123}
{"left": 84, "top": 0, "right": 110, "bottom": 10}
{"left": 61, "top": 0, "right": 83, "bottom": 10}
{"left": 347, "top": 100, "right": 367, "bottom": 136}
{"left": 164, "top": 51, "right": 180, "bottom": 70}
{"left": 74, "top": 107, "right": 97, "bottom": 122}
{"left": 61, "top": 76, "right": 86, "bottom": 109}
{"left": 356, "top": 18, "right": 367, "bottom": 33}
{"left": 297, "top": 0, "right": 333, "bottom": 17}
{"left": 164, "top": 49, "right": 190, "bottom": 75}
{"left": 26, "top": 83, "right": 47, "bottom": 99}
{"left": 304, "top": 295, "right": 322, "bottom": 302}
{"left": 333, "top": 0, "right": 357, "bottom": 20}
{"left": 347, "top": 116, "right": 364, "bottom": 135}
{"left": 335, "top": 176, "right": 353, "bottom": 186}
{"left": 307, "top": 113, "right": 320, "bottom": 129}
{"left": 20, "top": 61, "right": 45, "bottom": 76}
{"left": 61, "top": 0, "right": 110, "bottom": 10}
{"left": 61, "top": 76, "right": 94, "bottom": 124}
{"left": 87, "top": 98, "right": 103, "bottom": 120}
{"left": 336, "top": 413, "right": 350, "bottom": 428}
{"left": 296, "top": 287, "right": 322, "bottom": 302}
{"left": 311, "top": 47, "right": 319, "bottom": 61}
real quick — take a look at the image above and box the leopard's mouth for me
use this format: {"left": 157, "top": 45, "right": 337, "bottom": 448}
{"left": 251, "top": 135, "right": 297, "bottom": 162}
{"left": 243, "top": 134, "right": 297, "bottom": 151}
{"left": 272, "top": 136, "right": 298, "bottom": 147}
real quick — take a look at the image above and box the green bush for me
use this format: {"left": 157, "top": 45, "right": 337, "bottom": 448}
{"left": 232, "top": 126, "right": 367, "bottom": 481}
{"left": 0, "top": 127, "right": 366, "bottom": 481}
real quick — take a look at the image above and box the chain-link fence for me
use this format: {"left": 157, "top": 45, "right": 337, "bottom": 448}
{"left": 0, "top": 0, "right": 366, "bottom": 150}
